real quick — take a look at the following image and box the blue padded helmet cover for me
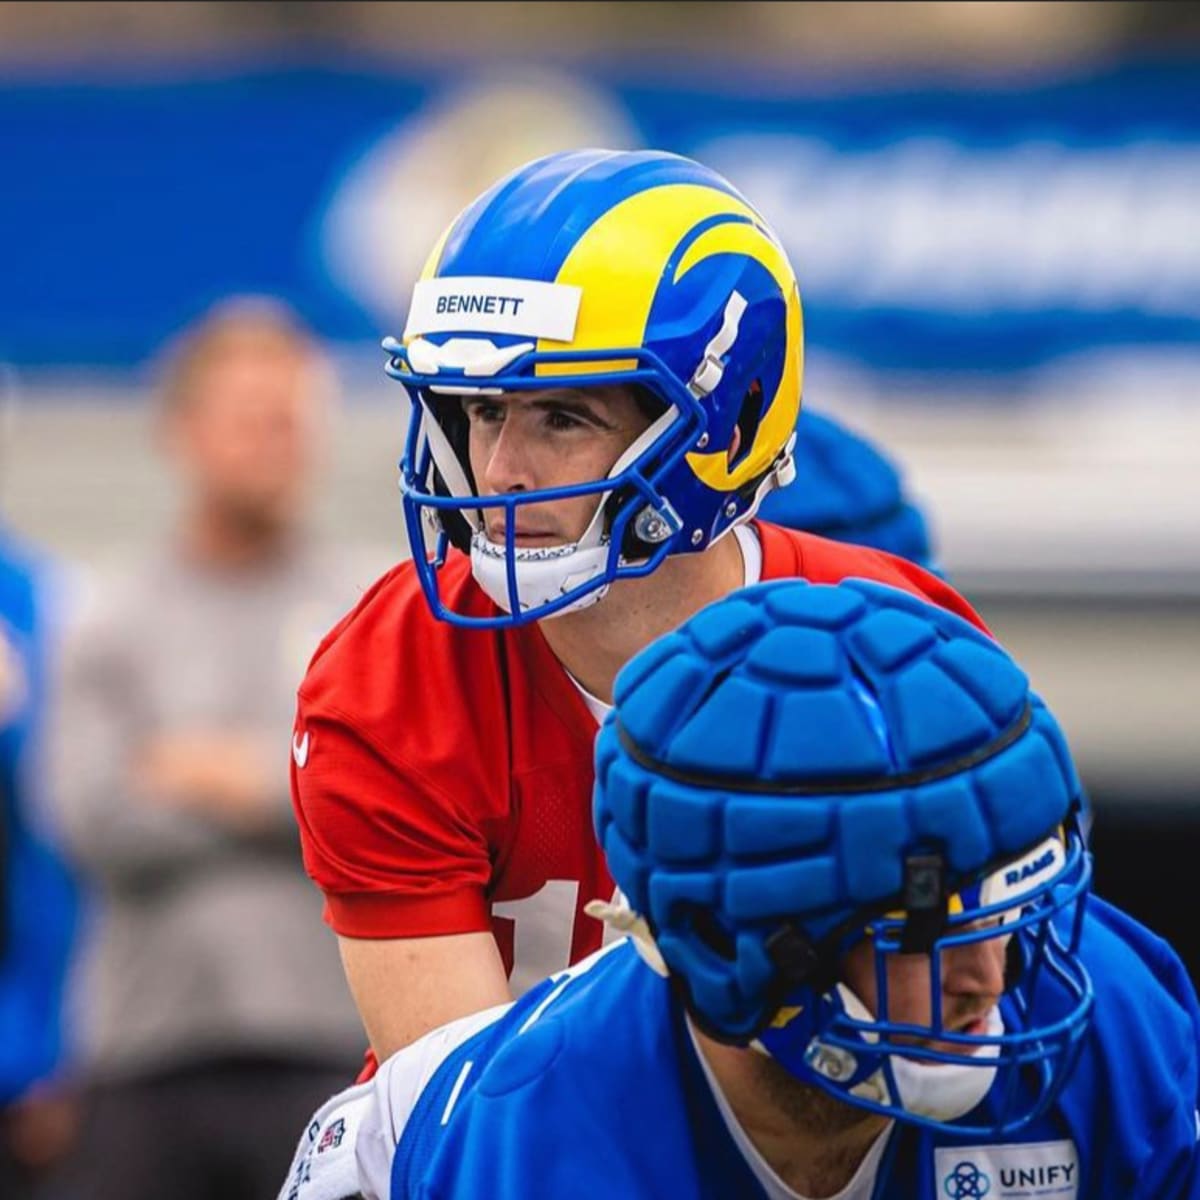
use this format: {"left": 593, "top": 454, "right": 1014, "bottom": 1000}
{"left": 593, "top": 578, "right": 1081, "bottom": 1037}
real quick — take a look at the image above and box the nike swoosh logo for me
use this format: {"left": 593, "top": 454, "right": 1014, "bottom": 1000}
{"left": 292, "top": 731, "right": 310, "bottom": 769}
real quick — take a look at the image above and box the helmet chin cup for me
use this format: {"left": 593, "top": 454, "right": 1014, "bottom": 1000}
{"left": 796, "top": 986, "right": 1002, "bottom": 1125}
{"left": 469, "top": 530, "right": 613, "bottom": 618}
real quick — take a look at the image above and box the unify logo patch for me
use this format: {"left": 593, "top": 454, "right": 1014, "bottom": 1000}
{"left": 936, "top": 1140, "right": 1079, "bottom": 1199}
{"left": 404, "top": 276, "right": 583, "bottom": 342}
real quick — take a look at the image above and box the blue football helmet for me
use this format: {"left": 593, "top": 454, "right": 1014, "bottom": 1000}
{"left": 382, "top": 148, "right": 803, "bottom": 626}
{"left": 758, "top": 409, "right": 937, "bottom": 570}
{"left": 593, "top": 579, "right": 1093, "bottom": 1137}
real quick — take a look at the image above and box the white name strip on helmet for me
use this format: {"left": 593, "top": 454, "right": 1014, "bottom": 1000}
{"left": 404, "top": 277, "right": 583, "bottom": 342}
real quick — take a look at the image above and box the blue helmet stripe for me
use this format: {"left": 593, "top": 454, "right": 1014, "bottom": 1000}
{"left": 436, "top": 150, "right": 752, "bottom": 284}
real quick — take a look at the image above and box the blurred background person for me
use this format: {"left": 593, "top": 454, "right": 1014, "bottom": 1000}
{"left": 42, "top": 298, "right": 367, "bottom": 1200}
{"left": 0, "top": 512, "right": 81, "bottom": 1200}
{"left": 758, "top": 407, "right": 939, "bottom": 571}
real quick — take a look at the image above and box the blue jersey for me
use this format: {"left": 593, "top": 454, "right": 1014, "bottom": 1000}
{"left": 371, "top": 897, "right": 1198, "bottom": 1200}
{"left": 0, "top": 529, "right": 80, "bottom": 1102}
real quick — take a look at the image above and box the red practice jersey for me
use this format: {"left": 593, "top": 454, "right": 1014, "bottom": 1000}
{"left": 291, "top": 522, "right": 988, "bottom": 994}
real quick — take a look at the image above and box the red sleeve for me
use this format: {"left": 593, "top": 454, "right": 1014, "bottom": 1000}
{"left": 860, "top": 552, "right": 992, "bottom": 638}
{"left": 290, "top": 697, "right": 494, "bottom": 940}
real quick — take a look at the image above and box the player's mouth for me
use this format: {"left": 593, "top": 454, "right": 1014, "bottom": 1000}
{"left": 915, "top": 1021, "right": 994, "bottom": 1059}
{"left": 944, "top": 1004, "right": 997, "bottom": 1039}
{"left": 486, "top": 523, "right": 563, "bottom": 547}
{"left": 954, "top": 1016, "right": 989, "bottom": 1037}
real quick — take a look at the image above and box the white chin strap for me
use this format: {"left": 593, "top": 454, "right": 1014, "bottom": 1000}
{"left": 831, "top": 986, "right": 1003, "bottom": 1123}
{"left": 470, "top": 530, "right": 614, "bottom": 617}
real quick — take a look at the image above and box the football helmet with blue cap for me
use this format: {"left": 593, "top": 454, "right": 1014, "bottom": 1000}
{"left": 592, "top": 579, "right": 1093, "bottom": 1137}
{"left": 382, "top": 148, "right": 803, "bottom": 626}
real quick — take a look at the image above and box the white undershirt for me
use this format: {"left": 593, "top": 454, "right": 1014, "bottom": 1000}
{"left": 569, "top": 523, "right": 764, "bottom": 724}
{"left": 687, "top": 1020, "right": 893, "bottom": 1200}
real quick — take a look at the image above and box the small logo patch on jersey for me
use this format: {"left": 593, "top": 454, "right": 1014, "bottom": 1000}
{"left": 317, "top": 1117, "right": 345, "bottom": 1153}
{"left": 935, "top": 1140, "right": 1078, "bottom": 1199}
{"left": 292, "top": 730, "right": 311, "bottom": 769}
{"left": 281, "top": 1089, "right": 371, "bottom": 1200}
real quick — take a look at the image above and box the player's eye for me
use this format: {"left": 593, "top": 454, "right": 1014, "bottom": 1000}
{"left": 464, "top": 400, "right": 504, "bottom": 424}
{"left": 544, "top": 407, "right": 587, "bottom": 431}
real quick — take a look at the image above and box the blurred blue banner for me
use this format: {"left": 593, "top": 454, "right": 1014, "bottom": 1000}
{"left": 3, "top": 61, "right": 1198, "bottom": 377}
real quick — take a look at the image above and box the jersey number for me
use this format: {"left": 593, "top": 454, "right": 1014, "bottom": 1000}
{"left": 494, "top": 880, "right": 627, "bottom": 998}
{"left": 492, "top": 880, "right": 579, "bottom": 998}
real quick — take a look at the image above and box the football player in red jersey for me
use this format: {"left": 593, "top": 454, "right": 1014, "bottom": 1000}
{"left": 290, "top": 149, "right": 989, "bottom": 1064}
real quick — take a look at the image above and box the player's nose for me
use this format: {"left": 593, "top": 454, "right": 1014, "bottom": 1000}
{"left": 481, "top": 414, "right": 536, "bottom": 496}
{"left": 943, "top": 934, "right": 1008, "bottom": 999}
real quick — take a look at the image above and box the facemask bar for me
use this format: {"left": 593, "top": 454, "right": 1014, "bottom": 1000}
{"left": 388, "top": 341, "right": 754, "bottom": 628}
{"left": 768, "top": 825, "right": 1093, "bottom": 1138}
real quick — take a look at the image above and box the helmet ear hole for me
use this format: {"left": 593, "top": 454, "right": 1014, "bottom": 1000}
{"left": 687, "top": 906, "right": 738, "bottom": 961}
{"left": 729, "top": 378, "right": 765, "bottom": 470}
{"left": 765, "top": 924, "right": 825, "bottom": 989}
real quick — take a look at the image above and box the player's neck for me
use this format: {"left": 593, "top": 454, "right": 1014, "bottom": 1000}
{"left": 536, "top": 532, "right": 746, "bottom": 704}
{"left": 694, "top": 1030, "right": 890, "bottom": 1199}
